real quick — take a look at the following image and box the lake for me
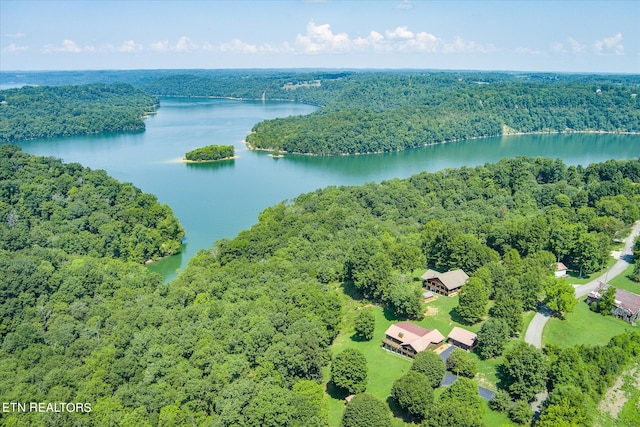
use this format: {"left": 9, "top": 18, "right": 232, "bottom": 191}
{"left": 14, "top": 97, "right": 640, "bottom": 281}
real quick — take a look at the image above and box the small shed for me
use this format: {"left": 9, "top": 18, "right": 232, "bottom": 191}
{"left": 555, "top": 262, "right": 569, "bottom": 278}
{"left": 447, "top": 326, "right": 477, "bottom": 351}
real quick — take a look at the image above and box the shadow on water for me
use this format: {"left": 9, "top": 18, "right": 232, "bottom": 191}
{"left": 185, "top": 158, "right": 235, "bottom": 171}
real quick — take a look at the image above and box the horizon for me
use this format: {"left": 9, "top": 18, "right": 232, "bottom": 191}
{"left": 2, "top": 0, "right": 639, "bottom": 74}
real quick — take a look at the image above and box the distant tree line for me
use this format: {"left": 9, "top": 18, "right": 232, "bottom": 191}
{"left": 185, "top": 144, "right": 234, "bottom": 161}
{"left": 4, "top": 71, "right": 638, "bottom": 156}
{"left": 0, "top": 83, "right": 158, "bottom": 142}
{"left": 245, "top": 74, "right": 640, "bottom": 155}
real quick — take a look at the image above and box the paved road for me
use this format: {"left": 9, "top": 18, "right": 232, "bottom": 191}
{"left": 524, "top": 221, "right": 640, "bottom": 414}
{"left": 524, "top": 220, "right": 640, "bottom": 349}
{"left": 438, "top": 344, "right": 496, "bottom": 401}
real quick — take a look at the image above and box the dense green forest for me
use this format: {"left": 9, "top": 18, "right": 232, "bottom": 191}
{"left": 2, "top": 151, "right": 640, "bottom": 426}
{"left": 139, "top": 71, "right": 640, "bottom": 155}
{"left": 0, "top": 83, "right": 158, "bottom": 143}
{"left": 246, "top": 73, "right": 640, "bottom": 155}
{"left": 185, "top": 145, "right": 235, "bottom": 162}
{"left": 2, "top": 71, "right": 638, "bottom": 154}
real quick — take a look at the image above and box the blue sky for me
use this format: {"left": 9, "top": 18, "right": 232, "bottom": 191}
{"left": 1, "top": 0, "right": 638, "bottom": 73}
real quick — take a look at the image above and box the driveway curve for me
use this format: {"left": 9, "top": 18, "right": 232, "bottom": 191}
{"left": 524, "top": 221, "right": 640, "bottom": 349}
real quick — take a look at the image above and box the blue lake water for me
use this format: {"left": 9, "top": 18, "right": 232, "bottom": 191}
{"left": 15, "top": 97, "right": 640, "bottom": 281}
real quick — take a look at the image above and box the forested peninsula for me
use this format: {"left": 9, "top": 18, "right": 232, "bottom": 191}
{"left": 3, "top": 150, "right": 640, "bottom": 426}
{"left": 245, "top": 73, "right": 640, "bottom": 155}
{"left": 0, "top": 83, "right": 158, "bottom": 143}
{"left": 139, "top": 71, "right": 640, "bottom": 156}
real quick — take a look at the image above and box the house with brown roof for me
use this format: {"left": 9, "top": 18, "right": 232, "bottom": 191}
{"left": 382, "top": 321, "right": 445, "bottom": 358}
{"left": 447, "top": 326, "right": 477, "bottom": 351}
{"left": 421, "top": 269, "right": 469, "bottom": 296}
{"left": 587, "top": 284, "right": 640, "bottom": 324}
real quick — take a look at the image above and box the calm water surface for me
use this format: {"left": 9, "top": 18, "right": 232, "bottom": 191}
{"left": 15, "top": 98, "right": 640, "bottom": 281}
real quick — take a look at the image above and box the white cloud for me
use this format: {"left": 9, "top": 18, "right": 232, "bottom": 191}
{"left": 175, "top": 36, "right": 197, "bottom": 52}
{"left": 6, "top": 32, "right": 25, "bottom": 39}
{"left": 296, "top": 21, "right": 351, "bottom": 54}
{"left": 106, "top": 40, "right": 143, "bottom": 53}
{"left": 518, "top": 46, "right": 543, "bottom": 55}
{"left": 219, "top": 39, "right": 258, "bottom": 53}
{"left": 443, "top": 37, "right": 495, "bottom": 54}
{"left": 549, "top": 42, "right": 565, "bottom": 53}
{"left": 149, "top": 37, "right": 197, "bottom": 52}
{"left": 2, "top": 43, "right": 28, "bottom": 53}
{"left": 593, "top": 32, "right": 624, "bottom": 55}
{"left": 386, "top": 26, "right": 414, "bottom": 40}
{"left": 42, "top": 39, "right": 96, "bottom": 53}
{"left": 291, "top": 22, "right": 491, "bottom": 55}
{"left": 549, "top": 37, "right": 585, "bottom": 54}
{"left": 396, "top": 0, "right": 414, "bottom": 10}
{"left": 32, "top": 22, "right": 496, "bottom": 59}
{"left": 150, "top": 40, "right": 170, "bottom": 52}
{"left": 567, "top": 37, "right": 584, "bottom": 53}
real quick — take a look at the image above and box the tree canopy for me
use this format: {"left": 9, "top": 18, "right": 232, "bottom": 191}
{"left": 3, "top": 148, "right": 640, "bottom": 425}
{"left": 0, "top": 83, "right": 157, "bottom": 142}
{"left": 184, "top": 144, "right": 234, "bottom": 162}
{"left": 331, "top": 348, "right": 368, "bottom": 394}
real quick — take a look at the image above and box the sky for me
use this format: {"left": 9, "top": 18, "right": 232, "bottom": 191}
{"left": 1, "top": 0, "right": 639, "bottom": 73}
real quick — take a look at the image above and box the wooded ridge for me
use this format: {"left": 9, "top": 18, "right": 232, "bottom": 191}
{"left": 2, "top": 151, "right": 640, "bottom": 425}
{"left": 0, "top": 83, "right": 158, "bottom": 143}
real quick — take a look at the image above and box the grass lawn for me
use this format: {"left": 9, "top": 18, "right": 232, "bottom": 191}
{"left": 326, "top": 280, "right": 527, "bottom": 426}
{"left": 326, "top": 304, "right": 412, "bottom": 427}
{"left": 608, "top": 264, "right": 640, "bottom": 294}
{"left": 543, "top": 299, "right": 637, "bottom": 348}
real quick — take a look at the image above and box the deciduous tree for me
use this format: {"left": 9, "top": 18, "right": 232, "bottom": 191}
{"left": 331, "top": 349, "right": 368, "bottom": 394}
{"left": 456, "top": 277, "right": 488, "bottom": 323}
{"left": 501, "top": 342, "right": 548, "bottom": 401}
{"left": 342, "top": 393, "right": 392, "bottom": 427}
{"left": 391, "top": 370, "right": 434, "bottom": 420}
{"left": 354, "top": 308, "right": 375, "bottom": 341}
{"left": 410, "top": 350, "right": 445, "bottom": 388}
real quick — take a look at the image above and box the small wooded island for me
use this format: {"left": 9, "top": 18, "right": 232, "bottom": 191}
{"left": 184, "top": 144, "right": 235, "bottom": 162}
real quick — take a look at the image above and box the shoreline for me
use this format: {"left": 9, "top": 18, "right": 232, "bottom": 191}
{"left": 244, "top": 129, "right": 640, "bottom": 157}
{"left": 181, "top": 156, "right": 237, "bottom": 164}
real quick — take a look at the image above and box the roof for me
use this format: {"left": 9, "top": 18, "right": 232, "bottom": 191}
{"left": 593, "top": 284, "right": 640, "bottom": 315}
{"left": 447, "top": 326, "right": 477, "bottom": 347}
{"left": 614, "top": 288, "right": 640, "bottom": 315}
{"left": 423, "top": 291, "right": 435, "bottom": 298}
{"left": 421, "top": 269, "right": 469, "bottom": 290}
{"left": 556, "top": 262, "right": 568, "bottom": 271}
{"left": 385, "top": 322, "right": 445, "bottom": 353}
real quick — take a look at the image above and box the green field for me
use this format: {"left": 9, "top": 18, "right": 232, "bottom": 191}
{"left": 609, "top": 265, "right": 640, "bottom": 294}
{"left": 326, "top": 290, "right": 519, "bottom": 426}
{"left": 543, "top": 299, "right": 637, "bottom": 348}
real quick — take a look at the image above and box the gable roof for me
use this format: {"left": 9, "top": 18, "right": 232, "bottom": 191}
{"left": 421, "top": 269, "right": 469, "bottom": 290}
{"left": 556, "top": 262, "right": 568, "bottom": 271}
{"left": 447, "top": 326, "right": 477, "bottom": 348}
{"left": 385, "top": 321, "right": 445, "bottom": 353}
{"left": 591, "top": 284, "right": 640, "bottom": 315}
{"left": 614, "top": 288, "right": 640, "bottom": 315}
